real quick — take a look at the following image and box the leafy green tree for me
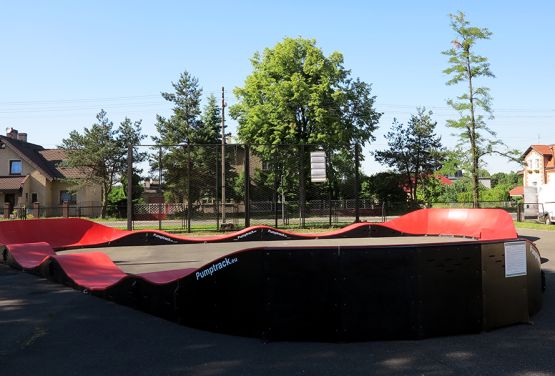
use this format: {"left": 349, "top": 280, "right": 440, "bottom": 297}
{"left": 375, "top": 108, "right": 444, "bottom": 202}
{"left": 231, "top": 37, "right": 380, "bottom": 147}
{"left": 60, "top": 110, "right": 145, "bottom": 218}
{"left": 490, "top": 172, "right": 520, "bottom": 188}
{"left": 361, "top": 172, "right": 407, "bottom": 203}
{"left": 443, "top": 11, "right": 500, "bottom": 207}
{"left": 230, "top": 37, "right": 381, "bottom": 208}
{"left": 417, "top": 175, "right": 446, "bottom": 205}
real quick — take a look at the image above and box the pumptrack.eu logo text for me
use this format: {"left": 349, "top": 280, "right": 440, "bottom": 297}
{"left": 195, "top": 257, "right": 239, "bottom": 280}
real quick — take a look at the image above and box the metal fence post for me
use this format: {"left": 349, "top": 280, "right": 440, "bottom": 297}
{"left": 273, "top": 153, "right": 278, "bottom": 228}
{"left": 187, "top": 145, "right": 192, "bottom": 233}
{"left": 326, "top": 149, "right": 332, "bottom": 227}
{"left": 126, "top": 144, "right": 133, "bottom": 231}
{"left": 299, "top": 144, "right": 306, "bottom": 228}
{"left": 158, "top": 146, "right": 163, "bottom": 231}
{"left": 354, "top": 143, "right": 360, "bottom": 223}
{"left": 158, "top": 202, "right": 162, "bottom": 230}
{"left": 215, "top": 145, "right": 220, "bottom": 231}
{"left": 244, "top": 144, "right": 251, "bottom": 228}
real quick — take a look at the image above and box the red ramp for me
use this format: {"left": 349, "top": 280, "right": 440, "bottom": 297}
{"left": 0, "top": 218, "right": 128, "bottom": 249}
{"left": 0, "top": 208, "right": 518, "bottom": 251}
{"left": 383, "top": 208, "right": 517, "bottom": 240}
{"left": 3, "top": 242, "right": 55, "bottom": 270}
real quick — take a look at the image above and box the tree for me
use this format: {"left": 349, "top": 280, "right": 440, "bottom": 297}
{"left": 60, "top": 110, "right": 145, "bottom": 218}
{"left": 490, "top": 171, "right": 520, "bottom": 188}
{"left": 361, "top": 172, "right": 407, "bottom": 204}
{"left": 443, "top": 11, "right": 498, "bottom": 207}
{"left": 153, "top": 71, "right": 229, "bottom": 205}
{"left": 231, "top": 37, "right": 380, "bottom": 148}
{"left": 375, "top": 108, "right": 443, "bottom": 202}
{"left": 153, "top": 71, "right": 203, "bottom": 146}
{"left": 230, "top": 37, "right": 381, "bottom": 208}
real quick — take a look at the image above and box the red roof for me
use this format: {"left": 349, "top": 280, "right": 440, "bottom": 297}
{"left": 531, "top": 145, "right": 554, "bottom": 155}
{"left": 522, "top": 144, "right": 555, "bottom": 159}
{"left": 438, "top": 175, "right": 453, "bottom": 185}
{"left": 401, "top": 175, "right": 453, "bottom": 193}
{"left": 509, "top": 186, "right": 524, "bottom": 196}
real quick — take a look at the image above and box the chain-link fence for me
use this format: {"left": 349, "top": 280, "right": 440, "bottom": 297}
{"left": 124, "top": 143, "right": 368, "bottom": 232}
{"left": 1, "top": 142, "right": 530, "bottom": 231}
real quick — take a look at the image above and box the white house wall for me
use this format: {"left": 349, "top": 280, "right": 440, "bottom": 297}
{"left": 524, "top": 150, "right": 544, "bottom": 187}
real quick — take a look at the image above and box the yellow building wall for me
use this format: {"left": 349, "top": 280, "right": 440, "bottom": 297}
{"left": 0, "top": 145, "right": 102, "bottom": 207}
{"left": 50, "top": 181, "right": 102, "bottom": 206}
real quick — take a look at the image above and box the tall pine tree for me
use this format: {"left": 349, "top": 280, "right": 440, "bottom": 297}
{"left": 153, "top": 71, "right": 223, "bottom": 204}
{"left": 375, "top": 108, "right": 444, "bottom": 203}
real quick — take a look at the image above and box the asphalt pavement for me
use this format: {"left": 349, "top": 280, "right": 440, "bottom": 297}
{"left": 1, "top": 228, "right": 555, "bottom": 376}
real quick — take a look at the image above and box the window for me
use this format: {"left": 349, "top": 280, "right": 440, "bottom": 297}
{"left": 9, "top": 160, "right": 22, "bottom": 175}
{"left": 31, "top": 193, "right": 38, "bottom": 203}
{"left": 60, "top": 190, "right": 77, "bottom": 204}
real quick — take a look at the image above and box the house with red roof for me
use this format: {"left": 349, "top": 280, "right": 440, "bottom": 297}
{"left": 521, "top": 144, "right": 555, "bottom": 187}
{"left": 0, "top": 128, "right": 101, "bottom": 215}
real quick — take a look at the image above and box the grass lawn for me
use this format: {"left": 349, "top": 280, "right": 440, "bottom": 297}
{"left": 514, "top": 221, "right": 555, "bottom": 231}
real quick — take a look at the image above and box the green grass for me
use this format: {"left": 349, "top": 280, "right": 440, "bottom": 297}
{"left": 514, "top": 221, "right": 555, "bottom": 231}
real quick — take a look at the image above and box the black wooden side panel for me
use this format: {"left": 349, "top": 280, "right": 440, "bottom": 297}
{"left": 175, "top": 250, "right": 264, "bottom": 337}
{"left": 340, "top": 247, "right": 417, "bottom": 340}
{"left": 262, "top": 248, "right": 340, "bottom": 341}
{"left": 416, "top": 244, "right": 482, "bottom": 337}
{"left": 369, "top": 225, "right": 405, "bottom": 238}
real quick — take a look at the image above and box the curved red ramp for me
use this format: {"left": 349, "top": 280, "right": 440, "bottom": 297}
{"left": 0, "top": 218, "right": 128, "bottom": 249}
{"left": 383, "top": 208, "right": 517, "bottom": 240}
{"left": 0, "top": 208, "right": 517, "bottom": 251}
{"left": 2, "top": 242, "right": 55, "bottom": 270}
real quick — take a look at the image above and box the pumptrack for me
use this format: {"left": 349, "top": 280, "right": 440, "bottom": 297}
{"left": 0, "top": 208, "right": 545, "bottom": 341}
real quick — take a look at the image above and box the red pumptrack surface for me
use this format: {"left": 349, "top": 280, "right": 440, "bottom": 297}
{"left": 1, "top": 208, "right": 518, "bottom": 292}
{"left": 3, "top": 241, "right": 198, "bottom": 290}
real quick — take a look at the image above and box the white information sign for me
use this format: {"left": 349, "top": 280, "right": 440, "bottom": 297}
{"left": 310, "top": 151, "right": 327, "bottom": 183}
{"left": 504, "top": 241, "right": 527, "bottom": 278}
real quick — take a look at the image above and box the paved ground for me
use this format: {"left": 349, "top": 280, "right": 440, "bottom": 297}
{"left": 1, "top": 229, "right": 555, "bottom": 376}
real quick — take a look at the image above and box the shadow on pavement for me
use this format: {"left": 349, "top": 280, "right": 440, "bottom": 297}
{"left": 1, "top": 263, "right": 555, "bottom": 376}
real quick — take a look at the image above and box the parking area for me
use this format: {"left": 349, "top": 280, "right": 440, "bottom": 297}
{"left": 1, "top": 228, "right": 555, "bottom": 376}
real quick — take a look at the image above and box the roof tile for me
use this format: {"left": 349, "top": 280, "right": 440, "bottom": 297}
{"left": 0, "top": 175, "right": 29, "bottom": 190}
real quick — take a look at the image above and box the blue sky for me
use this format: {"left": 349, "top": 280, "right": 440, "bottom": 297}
{"left": 1, "top": 1, "right": 553, "bottom": 174}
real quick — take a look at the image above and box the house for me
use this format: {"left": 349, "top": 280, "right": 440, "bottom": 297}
{"left": 0, "top": 128, "right": 101, "bottom": 214}
{"left": 521, "top": 144, "right": 555, "bottom": 187}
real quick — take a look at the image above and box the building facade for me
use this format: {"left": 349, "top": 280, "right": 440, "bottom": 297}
{"left": 522, "top": 144, "right": 555, "bottom": 187}
{"left": 0, "top": 128, "right": 101, "bottom": 213}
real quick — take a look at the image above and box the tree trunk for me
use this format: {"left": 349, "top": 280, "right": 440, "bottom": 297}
{"left": 472, "top": 153, "right": 480, "bottom": 208}
{"left": 101, "top": 184, "right": 108, "bottom": 219}
{"left": 466, "top": 52, "right": 480, "bottom": 208}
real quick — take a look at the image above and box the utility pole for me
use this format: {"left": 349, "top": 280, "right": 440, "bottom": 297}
{"left": 221, "top": 87, "right": 226, "bottom": 225}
